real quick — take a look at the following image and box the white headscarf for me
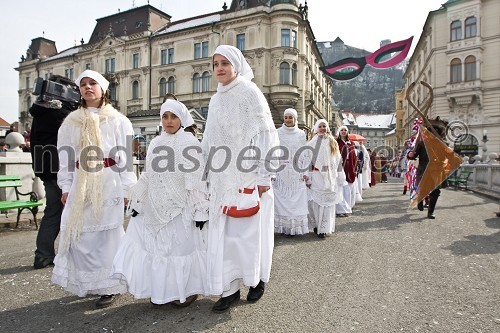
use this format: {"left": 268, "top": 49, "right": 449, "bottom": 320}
{"left": 313, "top": 119, "right": 330, "bottom": 134}
{"left": 284, "top": 108, "right": 298, "bottom": 120}
{"left": 75, "top": 70, "right": 109, "bottom": 92}
{"left": 160, "top": 99, "right": 194, "bottom": 128}
{"left": 213, "top": 45, "right": 254, "bottom": 81}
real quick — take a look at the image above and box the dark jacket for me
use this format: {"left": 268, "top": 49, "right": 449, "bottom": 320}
{"left": 29, "top": 102, "right": 73, "bottom": 181}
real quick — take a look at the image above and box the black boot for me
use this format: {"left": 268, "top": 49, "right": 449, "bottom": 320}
{"left": 427, "top": 196, "right": 438, "bottom": 219}
{"left": 402, "top": 186, "right": 407, "bottom": 195}
{"left": 417, "top": 201, "right": 424, "bottom": 211}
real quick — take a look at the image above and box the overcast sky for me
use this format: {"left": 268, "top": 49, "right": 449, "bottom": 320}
{"left": 0, "top": 0, "right": 444, "bottom": 123}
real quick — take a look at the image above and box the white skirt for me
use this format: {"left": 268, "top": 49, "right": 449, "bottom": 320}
{"left": 111, "top": 214, "right": 207, "bottom": 304}
{"left": 52, "top": 226, "right": 127, "bottom": 297}
{"left": 308, "top": 200, "right": 336, "bottom": 234}
{"left": 274, "top": 185, "right": 309, "bottom": 235}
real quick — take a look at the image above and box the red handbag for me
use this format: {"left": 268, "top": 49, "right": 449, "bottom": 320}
{"left": 222, "top": 187, "right": 261, "bottom": 218}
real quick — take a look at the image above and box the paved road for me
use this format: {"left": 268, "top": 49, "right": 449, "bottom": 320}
{"left": 1, "top": 178, "right": 499, "bottom": 333}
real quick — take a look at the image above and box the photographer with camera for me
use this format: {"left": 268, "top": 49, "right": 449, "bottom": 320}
{"left": 30, "top": 74, "right": 79, "bottom": 269}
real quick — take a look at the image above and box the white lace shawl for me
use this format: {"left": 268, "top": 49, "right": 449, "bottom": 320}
{"left": 130, "top": 130, "right": 209, "bottom": 239}
{"left": 274, "top": 125, "right": 307, "bottom": 198}
{"left": 202, "top": 76, "right": 278, "bottom": 214}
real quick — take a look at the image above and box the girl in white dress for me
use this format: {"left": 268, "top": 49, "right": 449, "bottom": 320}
{"left": 202, "top": 45, "right": 280, "bottom": 312}
{"left": 111, "top": 99, "right": 209, "bottom": 306}
{"left": 306, "top": 119, "right": 342, "bottom": 238}
{"left": 53, "top": 70, "right": 137, "bottom": 308}
{"left": 273, "top": 108, "right": 309, "bottom": 236}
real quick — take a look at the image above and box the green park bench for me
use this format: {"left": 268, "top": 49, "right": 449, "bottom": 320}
{"left": 447, "top": 169, "right": 473, "bottom": 191}
{"left": 0, "top": 175, "right": 42, "bottom": 229}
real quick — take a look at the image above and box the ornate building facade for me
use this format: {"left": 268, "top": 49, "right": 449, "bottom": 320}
{"left": 403, "top": 0, "right": 500, "bottom": 158}
{"left": 16, "top": 0, "right": 332, "bottom": 140}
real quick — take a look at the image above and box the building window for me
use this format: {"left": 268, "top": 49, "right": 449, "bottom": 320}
{"left": 237, "top": 34, "right": 246, "bottom": 51}
{"left": 202, "top": 71, "right": 211, "bottom": 92}
{"left": 161, "top": 49, "right": 167, "bottom": 65}
{"left": 451, "top": 20, "right": 462, "bottom": 41}
{"left": 159, "top": 77, "right": 167, "bottom": 96}
{"left": 168, "top": 48, "right": 174, "bottom": 64}
{"left": 132, "top": 80, "right": 139, "bottom": 99}
{"left": 65, "top": 68, "right": 74, "bottom": 80}
{"left": 292, "top": 30, "right": 297, "bottom": 48}
{"left": 194, "top": 43, "right": 201, "bottom": 59}
{"left": 202, "top": 41, "right": 209, "bottom": 58}
{"left": 201, "top": 106, "right": 209, "bottom": 119}
{"left": 26, "top": 96, "right": 31, "bottom": 111}
{"left": 279, "top": 62, "right": 291, "bottom": 84}
{"left": 105, "top": 58, "right": 115, "bottom": 73}
{"left": 167, "top": 76, "right": 175, "bottom": 94}
{"left": 281, "top": 29, "right": 290, "bottom": 47}
{"left": 193, "top": 73, "right": 201, "bottom": 93}
{"left": 450, "top": 58, "right": 462, "bottom": 83}
{"left": 85, "top": 63, "right": 91, "bottom": 70}
{"left": 26, "top": 77, "right": 30, "bottom": 90}
{"left": 292, "top": 63, "right": 297, "bottom": 85}
{"left": 464, "top": 55, "right": 476, "bottom": 81}
{"left": 132, "top": 53, "right": 139, "bottom": 69}
{"left": 465, "top": 17, "right": 477, "bottom": 38}
{"left": 109, "top": 83, "right": 117, "bottom": 102}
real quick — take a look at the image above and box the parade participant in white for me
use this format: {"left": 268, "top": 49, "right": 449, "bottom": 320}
{"left": 52, "top": 70, "right": 137, "bottom": 308}
{"left": 273, "top": 108, "right": 309, "bottom": 236}
{"left": 112, "top": 99, "right": 209, "bottom": 306}
{"left": 360, "top": 141, "right": 372, "bottom": 189}
{"left": 306, "top": 119, "right": 342, "bottom": 238}
{"left": 202, "top": 45, "right": 279, "bottom": 312}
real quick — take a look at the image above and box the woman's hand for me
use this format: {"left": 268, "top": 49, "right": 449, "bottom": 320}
{"left": 257, "top": 185, "right": 270, "bottom": 198}
{"left": 61, "top": 192, "right": 69, "bottom": 205}
{"left": 124, "top": 197, "right": 129, "bottom": 207}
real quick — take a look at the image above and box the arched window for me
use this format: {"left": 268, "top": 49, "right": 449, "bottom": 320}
{"left": 279, "top": 62, "right": 290, "bottom": 84}
{"left": 167, "top": 76, "right": 175, "bottom": 94}
{"left": 451, "top": 20, "right": 462, "bottom": 41}
{"left": 193, "top": 73, "right": 201, "bottom": 93}
{"left": 132, "top": 81, "right": 139, "bottom": 99}
{"left": 450, "top": 58, "right": 462, "bottom": 83}
{"left": 291, "top": 63, "right": 297, "bottom": 85}
{"left": 159, "top": 77, "right": 167, "bottom": 96}
{"left": 464, "top": 55, "right": 476, "bottom": 81}
{"left": 465, "top": 17, "right": 477, "bottom": 38}
{"left": 202, "top": 71, "right": 211, "bottom": 92}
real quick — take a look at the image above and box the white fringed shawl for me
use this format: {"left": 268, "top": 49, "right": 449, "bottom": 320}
{"left": 60, "top": 104, "right": 120, "bottom": 252}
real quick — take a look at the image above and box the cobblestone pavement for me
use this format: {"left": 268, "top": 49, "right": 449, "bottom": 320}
{"left": 1, "top": 178, "right": 499, "bottom": 333}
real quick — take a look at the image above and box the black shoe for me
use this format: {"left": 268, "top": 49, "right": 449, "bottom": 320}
{"left": 96, "top": 294, "right": 116, "bottom": 308}
{"left": 427, "top": 213, "right": 436, "bottom": 219}
{"left": 247, "top": 281, "right": 265, "bottom": 302}
{"left": 212, "top": 290, "right": 240, "bottom": 312}
{"left": 33, "top": 256, "right": 54, "bottom": 269}
{"left": 417, "top": 201, "right": 424, "bottom": 211}
{"left": 318, "top": 233, "right": 326, "bottom": 239}
{"left": 313, "top": 227, "right": 317, "bottom": 234}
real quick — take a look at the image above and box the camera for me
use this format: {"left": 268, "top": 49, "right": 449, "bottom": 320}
{"left": 32, "top": 77, "right": 81, "bottom": 108}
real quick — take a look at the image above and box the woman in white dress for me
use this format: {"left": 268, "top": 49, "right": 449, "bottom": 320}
{"left": 53, "top": 70, "right": 137, "bottom": 308}
{"left": 306, "top": 119, "right": 342, "bottom": 238}
{"left": 202, "top": 45, "right": 279, "bottom": 312}
{"left": 112, "top": 99, "right": 209, "bottom": 306}
{"left": 273, "top": 108, "right": 309, "bottom": 236}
